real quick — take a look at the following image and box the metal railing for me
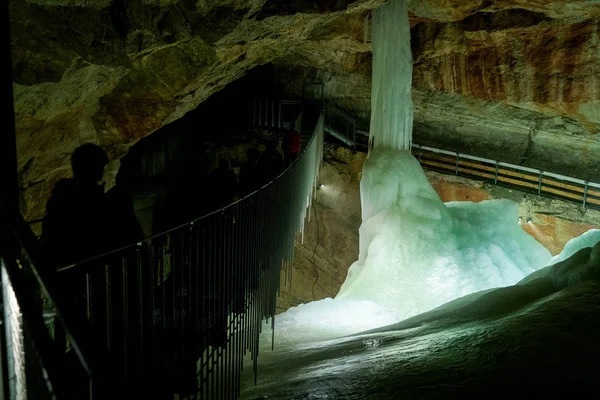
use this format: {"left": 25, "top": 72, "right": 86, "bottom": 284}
{"left": 412, "top": 144, "right": 600, "bottom": 208}
{"left": 251, "top": 100, "right": 302, "bottom": 130}
{"left": 0, "top": 217, "right": 115, "bottom": 400}
{"left": 323, "top": 103, "right": 356, "bottom": 148}
{"left": 49, "top": 115, "right": 324, "bottom": 399}
{"left": 319, "top": 102, "right": 600, "bottom": 209}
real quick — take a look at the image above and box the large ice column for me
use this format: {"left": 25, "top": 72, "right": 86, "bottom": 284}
{"left": 336, "top": 149, "right": 552, "bottom": 317}
{"left": 369, "top": 0, "right": 414, "bottom": 151}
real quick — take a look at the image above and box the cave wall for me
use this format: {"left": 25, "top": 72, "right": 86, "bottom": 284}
{"left": 11, "top": 0, "right": 600, "bottom": 223}
{"left": 12, "top": 0, "right": 378, "bottom": 222}
{"left": 275, "top": 0, "right": 600, "bottom": 180}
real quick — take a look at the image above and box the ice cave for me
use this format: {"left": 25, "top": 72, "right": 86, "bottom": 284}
{"left": 3, "top": 0, "right": 600, "bottom": 399}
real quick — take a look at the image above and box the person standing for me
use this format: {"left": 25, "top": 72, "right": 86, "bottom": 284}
{"left": 283, "top": 127, "right": 301, "bottom": 165}
{"left": 42, "top": 143, "right": 111, "bottom": 267}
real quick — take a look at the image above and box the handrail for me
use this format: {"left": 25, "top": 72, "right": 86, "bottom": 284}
{"left": 57, "top": 113, "right": 323, "bottom": 273}
{"left": 323, "top": 102, "right": 356, "bottom": 148}
{"left": 412, "top": 144, "right": 600, "bottom": 208}
{"left": 0, "top": 214, "right": 110, "bottom": 399}
{"left": 50, "top": 113, "right": 324, "bottom": 399}
{"left": 318, "top": 103, "right": 600, "bottom": 208}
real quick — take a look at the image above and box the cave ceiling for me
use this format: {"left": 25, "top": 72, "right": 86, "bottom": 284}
{"left": 10, "top": 0, "right": 600, "bottom": 220}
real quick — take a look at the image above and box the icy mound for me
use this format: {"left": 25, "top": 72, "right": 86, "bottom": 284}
{"left": 547, "top": 229, "right": 600, "bottom": 266}
{"left": 336, "top": 149, "right": 551, "bottom": 318}
{"left": 261, "top": 298, "right": 397, "bottom": 347}
{"left": 264, "top": 150, "right": 551, "bottom": 347}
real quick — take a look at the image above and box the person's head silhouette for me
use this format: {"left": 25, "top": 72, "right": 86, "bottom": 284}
{"left": 71, "top": 143, "right": 109, "bottom": 182}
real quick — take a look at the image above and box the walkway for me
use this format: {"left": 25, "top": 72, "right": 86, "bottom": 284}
{"left": 322, "top": 103, "right": 600, "bottom": 209}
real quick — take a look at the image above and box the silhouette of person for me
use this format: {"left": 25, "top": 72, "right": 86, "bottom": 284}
{"left": 239, "top": 148, "right": 263, "bottom": 196}
{"left": 259, "top": 141, "right": 284, "bottom": 182}
{"left": 42, "top": 143, "right": 111, "bottom": 267}
{"left": 42, "top": 144, "right": 111, "bottom": 353}
{"left": 283, "top": 127, "right": 301, "bottom": 165}
{"left": 208, "top": 158, "right": 238, "bottom": 210}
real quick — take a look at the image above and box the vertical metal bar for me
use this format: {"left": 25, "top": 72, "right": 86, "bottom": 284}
{"left": 121, "top": 255, "right": 129, "bottom": 377}
{"left": 105, "top": 263, "right": 111, "bottom": 350}
{"left": 271, "top": 101, "right": 275, "bottom": 128}
{"left": 583, "top": 182, "right": 589, "bottom": 208}
{"left": 278, "top": 101, "right": 282, "bottom": 128}
{"left": 455, "top": 153, "right": 460, "bottom": 176}
{"left": 537, "top": 171, "right": 543, "bottom": 195}
{"left": 211, "top": 219, "right": 216, "bottom": 400}
{"left": 346, "top": 119, "right": 349, "bottom": 142}
{"left": 258, "top": 101, "right": 262, "bottom": 126}
{"left": 265, "top": 101, "right": 269, "bottom": 129}
{"left": 494, "top": 162, "right": 499, "bottom": 184}
{"left": 218, "top": 212, "right": 224, "bottom": 399}
{"left": 0, "top": 261, "right": 10, "bottom": 400}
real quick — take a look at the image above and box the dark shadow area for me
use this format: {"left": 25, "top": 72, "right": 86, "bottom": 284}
{"left": 255, "top": 0, "right": 355, "bottom": 19}
{"left": 118, "top": 64, "right": 304, "bottom": 235}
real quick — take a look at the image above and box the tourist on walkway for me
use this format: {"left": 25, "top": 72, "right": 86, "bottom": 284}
{"left": 239, "top": 148, "right": 263, "bottom": 196}
{"left": 42, "top": 143, "right": 112, "bottom": 267}
{"left": 283, "top": 127, "right": 301, "bottom": 165}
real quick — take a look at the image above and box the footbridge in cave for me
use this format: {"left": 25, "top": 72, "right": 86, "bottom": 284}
{"left": 1, "top": 92, "right": 325, "bottom": 398}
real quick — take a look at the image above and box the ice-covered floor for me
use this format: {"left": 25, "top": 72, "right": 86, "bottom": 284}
{"left": 240, "top": 233, "right": 600, "bottom": 399}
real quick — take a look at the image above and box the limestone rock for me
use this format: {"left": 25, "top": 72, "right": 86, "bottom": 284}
{"left": 11, "top": 0, "right": 378, "bottom": 221}
{"left": 10, "top": 0, "right": 600, "bottom": 227}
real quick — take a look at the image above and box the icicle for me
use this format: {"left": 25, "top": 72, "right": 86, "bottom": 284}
{"left": 370, "top": 0, "right": 413, "bottom": 151}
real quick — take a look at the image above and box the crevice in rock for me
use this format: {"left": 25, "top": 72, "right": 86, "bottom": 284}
{"left": 459, "top": 10, "right": 552, "bottom": 32}
{"left": 255, "top": 0, "right": 356, "bottom": 19}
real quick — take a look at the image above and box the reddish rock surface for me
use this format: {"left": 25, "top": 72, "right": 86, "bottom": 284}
{"left": 425, "top": 170, "right": 600, "bottom": 255}
{"left": 412, "top": 16, "right": 600, "bottom": 129}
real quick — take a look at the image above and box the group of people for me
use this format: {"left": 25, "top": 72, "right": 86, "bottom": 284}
{"left": 41, "top": 144, "right": 143, "bottom": 267}
{"left": 240, "top": 127, "right": 302, "bottom": 195}
{"left": 41, "top": 126, "right": 301, "bottom": 266}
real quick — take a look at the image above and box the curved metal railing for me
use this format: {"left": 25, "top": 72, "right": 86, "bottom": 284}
{"left": 49, "top": 114, "right": 324, "bottom": 399}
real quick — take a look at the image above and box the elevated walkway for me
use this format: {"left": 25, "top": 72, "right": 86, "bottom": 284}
{"left": 1, "top": 106, "right": 324, "bottom": 399}
{"left": 322, "top": 103, "right": 600, "bottom": 209}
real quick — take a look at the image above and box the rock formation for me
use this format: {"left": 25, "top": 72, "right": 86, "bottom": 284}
{"left": 10, "top": 0, "right": 600, "bottom": 223}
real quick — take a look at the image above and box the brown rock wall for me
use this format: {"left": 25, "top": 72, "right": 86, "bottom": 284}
{"left": 412, "top": 17, "right": 600, "bottom": 128}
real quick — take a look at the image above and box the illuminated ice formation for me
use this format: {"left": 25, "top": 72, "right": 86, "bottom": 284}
{"left": 547, "top": 229, "right": 600, "bottom": 266}
{"left": 335, "top": 149, "right": 552, "bottom": 318}
{"left": 264, "top": 150, "right": 552, "bottom": 347}
{"left": 369, "top": 0, "right": 413, "bottom": 151}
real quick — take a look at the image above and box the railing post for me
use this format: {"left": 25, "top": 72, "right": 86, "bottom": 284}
{"left": 537, "top": 171, "right": 543, "bottom": 195}
{"left": 494, "top": 161, "right": 499, "bottom": 185}
{"left": 455, "top": 153, "right": 460, "bottom": 176}
{"left": 583, "top": 182, "right": 589, "bottom": 208}
{"left": 278, "top": 101, "right": 282, "bottom": 128}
